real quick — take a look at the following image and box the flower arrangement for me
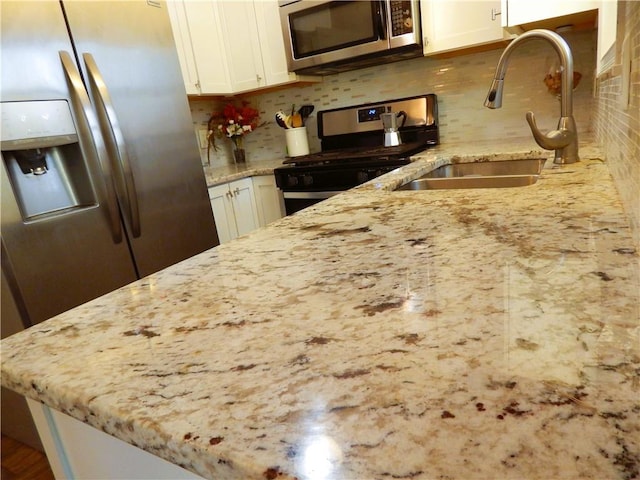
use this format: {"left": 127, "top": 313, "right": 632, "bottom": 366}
{"left": 207, "top": 101, "right": 261, "bottom": 163}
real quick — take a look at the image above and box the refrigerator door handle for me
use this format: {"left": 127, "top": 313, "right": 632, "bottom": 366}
{"left": 82, "top": 53, "right": 142, "bottom": 238}
{"left": 59, "top": 51, "right": 124, "bottom": 244}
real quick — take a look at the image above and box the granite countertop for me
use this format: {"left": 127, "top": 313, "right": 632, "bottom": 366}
{"left": 202, "top": 158, "right": 284, "bottom": 187}
{"left": 2, "top": 139, "right": 639, "bottom": 480}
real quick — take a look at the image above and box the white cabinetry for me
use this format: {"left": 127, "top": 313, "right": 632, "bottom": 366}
{"left": 167, "top": 0, "right": 230, "bottom": 94}
{"left": 166, "top": 0, "right": 200, "bottom": 95}
{"left": 421, "top": 0, "right": 512, "bottom": 55}
{"left": 167, "top": 0, "right": 317, "bottom": 95}
{"left": 596, "top": 0, "right": 617, "bottom": 73}
{"left": 216, "top": 1, "right": 267, "bottom": 93}
{"left": 28, "top": 399, "right": 205, "bottom": 480}
{"left": 253, "top": 1, "right": 300, "bottom": 87}
{"left": 209, "top": 176, "right": 284, "bottom": 244}
{"left": 252, "top": 174, "right": 286, "bottom": 227}
{"left": 500, "top": 0, "right": 599, "bottom": 27}
{"left": 209, "top": 178, "right": 260, "bottom": 244}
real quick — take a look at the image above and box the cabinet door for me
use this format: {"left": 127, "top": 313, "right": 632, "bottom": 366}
{"left": 217, "top": 1, "right": 264, "bottom": 92}
{"left": 229, "top": 178, "right": 261, "bottom": 237}
{"left": 253, "top": 0, "right": 296, "bottom": 86}
{"left": 166, "top": 0, "right": 200, "bottom": 95}
{"left": 502, "top": 0, "right": 599, "bottom": 26}
{"left": 182, "top": 1, "right": 233, "bottom": 94}
{"left": 597, "top": 0, "right": 617, "bottom": 73}
{"left": 252, "top": 175, "right": 285, "bottom": 226}
{"left": 169, "top": 1, "right": 318, "bottom": 95}
{"left": 28, "top": 400, "right": 205, "bottom": 480}
{"left": 422, "top": 0, "right": 509, "bottom": 55}
{"left": 208, "top": 184, "right": 237, "bottom": 244}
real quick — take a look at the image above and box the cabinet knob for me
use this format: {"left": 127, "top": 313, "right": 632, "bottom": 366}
{"left": 234, "top": 187, "right": 240, "bottom": 196}
{"left": 491, "top": 8, "right": 501, "bottom": 21}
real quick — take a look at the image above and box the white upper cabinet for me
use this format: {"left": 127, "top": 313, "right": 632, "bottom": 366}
{"left": 253, "top": 0, "right": 299, "bottom": 86}
{"left": 216, "top": 1, "right": 265, "bottom": 93}
{"left": 167, "top": 0, "right": 232, "bottom": 94}
{"left": 596, "top": 0, "right": 617, "bottom": 73}
{"left": 500, "top": 0, "right": 599, "bottom": 27}
{"left": 167, "top": 0, "right": 318, "bottom": 95}
{"left": 421, "top": 0, "right": 512, "bottom": 55}
{"left": 166, "top": 0, "right": 200, "bottom": 95}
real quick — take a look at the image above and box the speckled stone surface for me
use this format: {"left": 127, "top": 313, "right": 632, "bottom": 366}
{"left": 203, "top": 158, "right": 283, "bottom": 187}
{"left": 2, "top": 139, "right": 639, "bottom": 480}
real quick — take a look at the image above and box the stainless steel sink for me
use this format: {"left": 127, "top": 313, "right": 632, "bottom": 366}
{"left": 396, "top": 158, "right": 546, "bottom": 190}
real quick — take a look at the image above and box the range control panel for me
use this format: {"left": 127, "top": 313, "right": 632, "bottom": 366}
{"left": 319, "top": 94, "right": 437, "bottom": 138}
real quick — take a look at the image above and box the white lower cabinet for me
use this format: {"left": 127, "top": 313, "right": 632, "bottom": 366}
{"left": 28, "top": 399, "right": 205, "bottom": 480}
{"left": 209, "top": 178, "right": 260, "bottom": 244}
{"left": 252, "top": 174, "right": 286, "bottom": 227}
{"left": 209, "top": 175, "right": 284, "bottom": 244}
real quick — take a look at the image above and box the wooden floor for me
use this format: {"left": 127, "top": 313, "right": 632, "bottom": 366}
{"left": 1, "top": 435, "right": 54, "bottom": 480}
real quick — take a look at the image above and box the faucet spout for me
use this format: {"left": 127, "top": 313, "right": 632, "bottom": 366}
{"left": 484, "top": 29, "right": 579, "bottom": 164}
{"left": 484, "top": 79, "right": 504, "bottom": 108}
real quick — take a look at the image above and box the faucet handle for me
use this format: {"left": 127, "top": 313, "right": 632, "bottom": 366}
{"left": 525, "top": 111, "right": 574, "bottom": 150}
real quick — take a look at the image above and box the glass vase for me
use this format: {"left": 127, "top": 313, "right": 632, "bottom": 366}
{"left": 231, "top": 136, "right": 246, "bottom": 164}
{"left": 233, "top": 147, "right": 246, "bottom": 163}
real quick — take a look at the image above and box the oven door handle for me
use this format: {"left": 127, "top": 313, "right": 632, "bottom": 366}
{"left": 282, "top": 191, "right": 343, "bottom": 200}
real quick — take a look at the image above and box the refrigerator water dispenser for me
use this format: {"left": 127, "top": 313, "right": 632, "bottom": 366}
{"left": 1, "top": 100, "right": 97, "bottom": 220}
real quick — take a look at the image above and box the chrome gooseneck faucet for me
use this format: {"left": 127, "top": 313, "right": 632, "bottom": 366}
{"left": 484, "top": 29, "right": 579, "bottom": 164}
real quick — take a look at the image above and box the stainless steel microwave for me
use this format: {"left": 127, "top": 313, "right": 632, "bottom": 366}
{"left": 279, "top": 0, "right": 422, "bottom": 75}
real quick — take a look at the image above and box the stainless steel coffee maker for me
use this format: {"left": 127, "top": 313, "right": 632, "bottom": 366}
{"left": 381, "top": 111, "right": 407, "bottom": 147}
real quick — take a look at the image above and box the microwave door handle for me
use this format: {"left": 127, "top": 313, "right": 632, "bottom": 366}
{"left": 59, "top": 51, "right": 123, "bottom": 244}
{"left": 375, "top": 0, "right": 388, "bottom": 39}
{"left": 82, "top": 53, "right": 141, "bottom": 238}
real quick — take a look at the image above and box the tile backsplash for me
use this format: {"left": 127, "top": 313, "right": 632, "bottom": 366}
{"left": 593, "top": 1, "right": 639, "bottom": 248}
{"left": 190, "top": 29, "right": 597, "bottom": 167}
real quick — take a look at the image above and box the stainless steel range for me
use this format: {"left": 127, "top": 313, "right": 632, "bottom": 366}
{"left": 274, "top": 94, "right": 439, "bottom": 214}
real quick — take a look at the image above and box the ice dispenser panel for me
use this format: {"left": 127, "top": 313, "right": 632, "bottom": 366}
{"left": 1, "top": 100, "right": 97, "bottom": 220}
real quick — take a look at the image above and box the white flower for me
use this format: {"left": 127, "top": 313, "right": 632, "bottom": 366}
{"left": 224, "top": 123, "right": 244, "bottom": 137}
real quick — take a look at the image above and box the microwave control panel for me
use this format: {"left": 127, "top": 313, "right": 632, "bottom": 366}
{"left": 390, "top": 1, "right": 414, "bottom": 36}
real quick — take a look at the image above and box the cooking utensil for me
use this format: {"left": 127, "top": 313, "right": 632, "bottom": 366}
{"left": 297, "top": 105, "right": 314, "bottom": 126}
{"left": 291, "top": 113, "right": 303, "bottom": 128}
{"left": 275, "top": 111, "right": 289, "bottom": 129}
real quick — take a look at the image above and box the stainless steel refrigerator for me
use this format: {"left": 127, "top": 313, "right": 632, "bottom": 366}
{"left": 1, "top": 0, "right": 219, "bottom": 449}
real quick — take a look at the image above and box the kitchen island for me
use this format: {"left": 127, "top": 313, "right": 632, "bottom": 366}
{"left": 2, "top": 139, "right": 638, "bottom": 480}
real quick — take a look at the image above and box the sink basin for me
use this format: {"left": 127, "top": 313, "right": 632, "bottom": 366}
{"left": 396, "top": 158, "right": 546, "bottom": 190}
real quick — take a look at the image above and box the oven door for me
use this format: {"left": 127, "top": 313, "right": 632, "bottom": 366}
{"left": 281, "top": 190, "right": 341, "bottom": 215}
{"left": 279, "top": 0, "right": 388, "bottom": 73}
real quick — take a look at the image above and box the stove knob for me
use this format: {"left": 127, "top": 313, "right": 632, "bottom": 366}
{"left": 287, "top": 175, "right": 299, "bottom": 187}
{"left": 302, "top": 175, "right": 313, "bottom": 186}
{"left": 356, "top": 171, "right": 369, "bottom": 183}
